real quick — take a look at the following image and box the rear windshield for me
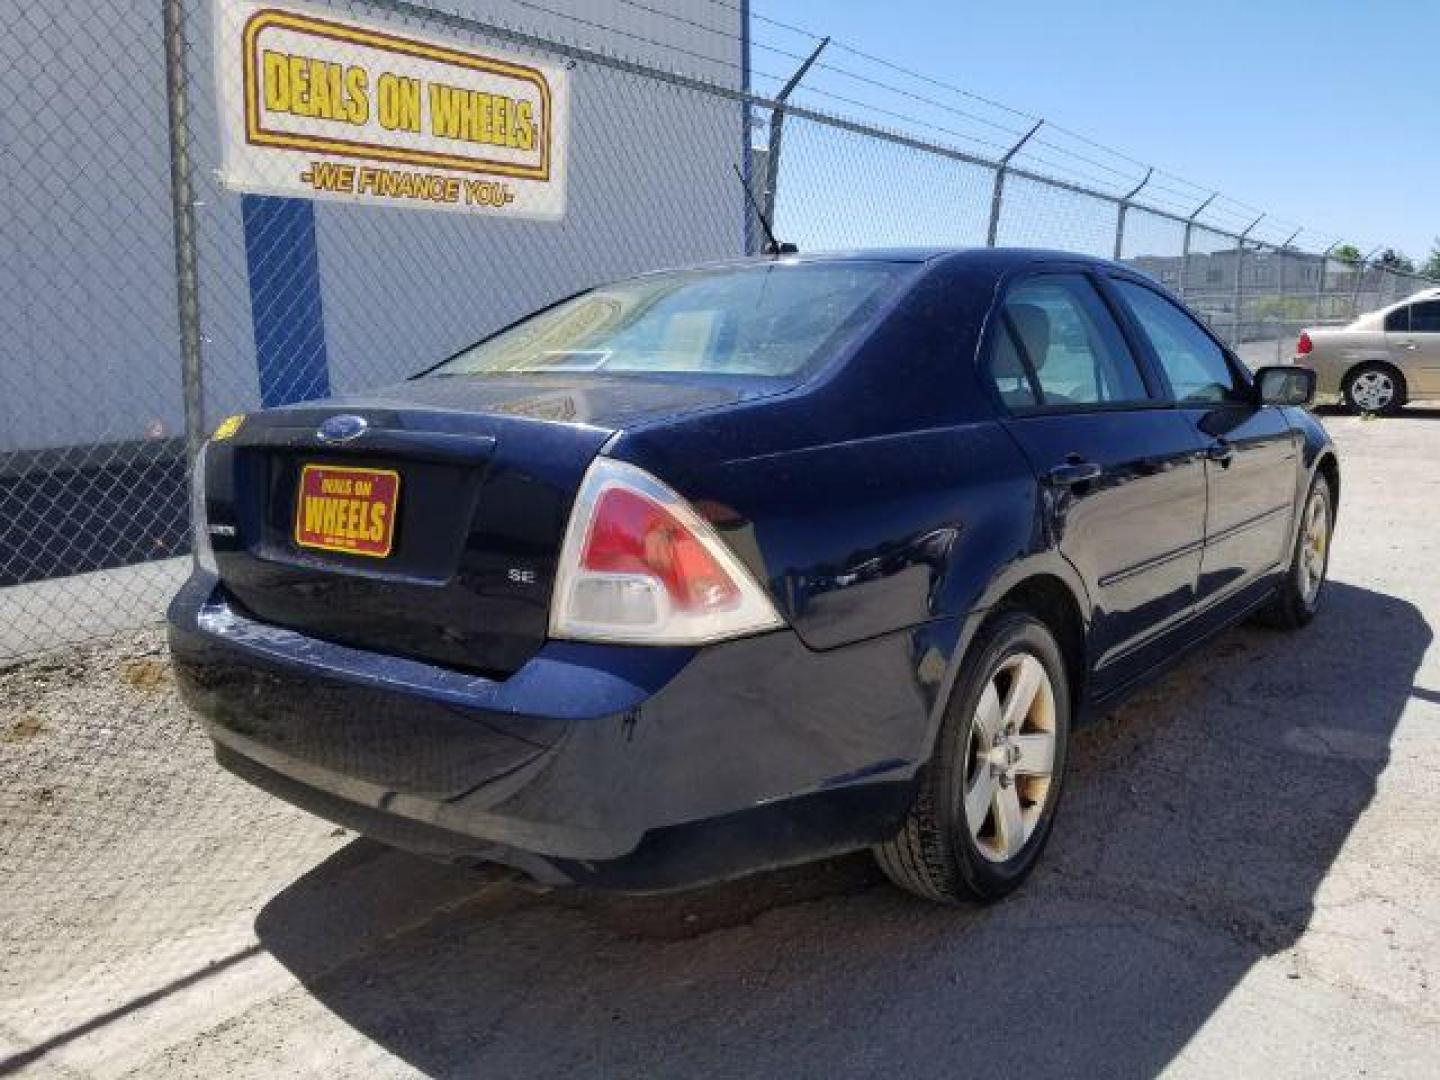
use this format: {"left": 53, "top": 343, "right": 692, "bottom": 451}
{"left": 431, "top": 261, "right": 911, "bottom": 379}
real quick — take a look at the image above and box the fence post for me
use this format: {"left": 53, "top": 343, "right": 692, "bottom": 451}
{"left": 1350, "top": 246, "right": 1382, "bottom": 319}
{"left": 1275, "top": 228, "right": 1301, "bottom": 362}
{"left": 986, "top": 119, "right": 1043, "bottom": 247}
{"left": 1231, "top": 214, "right": 1264, "bottom": 347}
{"left": 1314, "top": 241, "right": 1338, "bottom": 322}
{"left": 1112, "top": 167, "right": 1153, "bottom": 262}
{"left": 162, "top": 0, "right": 206, "bottom": 454}
{"left": 1179, "top": 192, "right": 1217, "bottom": 301}
{"left": 761, "top": 36, "right": 828, "bottom": 238}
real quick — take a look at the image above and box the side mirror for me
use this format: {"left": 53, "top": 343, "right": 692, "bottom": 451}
{"left": 1255, "top": 365, "right": 1316, "bottom": 408}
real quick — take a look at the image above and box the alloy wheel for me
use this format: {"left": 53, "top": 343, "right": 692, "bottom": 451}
{"left": 961, "top": 652, "right": 1057, "bottom": 863}
{"left": 1350, "top": 370, "right": 1395, "bottom": 412}
{"left": 1299, "top": 486, "right": 1331, "bottom": 605}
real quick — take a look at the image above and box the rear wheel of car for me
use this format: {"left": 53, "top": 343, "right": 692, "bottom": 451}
{"left": 875, "top": 611, "right": 1070, "bottom": 904}
{"left": 1343, "top": 363, "right": 1406, "bottom": 414}
{"left": 1255, "top": 473, "right": 1334, "bottom": 630}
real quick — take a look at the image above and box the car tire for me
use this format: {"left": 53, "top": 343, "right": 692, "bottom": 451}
{"left": 874, "top": 610, "right": 1070, "bottom": 904}
{"left": 1343, "top": 362, "right": 1406, "bottom": 415}
{"left": 1254, "top": 473, "right": 1334, "bottom": 631}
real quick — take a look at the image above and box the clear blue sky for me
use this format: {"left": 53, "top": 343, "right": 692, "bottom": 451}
{"left": 758, "top": 0, "right": 1438, "bottom": 260}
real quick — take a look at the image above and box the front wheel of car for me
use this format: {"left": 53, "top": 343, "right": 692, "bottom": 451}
{"left": 1255, "top": 473, "right": 1334, "bottom": 630}
{"left": 875, "top": 610, "right": 1070, "bottom": 904}
{"left": 1343, "top": 363, "right": 1406, "bottom": 415}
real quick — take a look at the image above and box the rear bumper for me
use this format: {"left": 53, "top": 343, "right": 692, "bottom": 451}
{"left": 168, "top": 573, "right": 938, "bottom": 890}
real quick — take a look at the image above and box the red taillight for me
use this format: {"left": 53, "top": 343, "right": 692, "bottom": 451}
{"left": 551, "top": 459, "right": 783, "bottom": 644}
{"left": 581, "top": 487, "right": 741, "bottom": 613}
{"left": 1297, "top": 331, "right": 1313, "bottom": 356}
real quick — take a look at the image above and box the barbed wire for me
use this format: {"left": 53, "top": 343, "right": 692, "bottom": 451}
{"left": 416, "top": 0, "right": 1425, "bottom": 260}
{"left": 665, "top": 0, "right": 1419, "bottom": 260}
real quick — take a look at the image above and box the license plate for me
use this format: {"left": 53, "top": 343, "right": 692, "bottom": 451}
{"left": 294, "top": 465, "right": 400, "bottom": 558}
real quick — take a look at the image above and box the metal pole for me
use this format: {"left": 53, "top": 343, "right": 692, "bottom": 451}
{"left": 739, "top": 0, "right": 754, "bottom": 255}
{"left": 1232, "top": 214, "right": 1264, "bottom": 347}
{"left": 1315, "top": 241, "right": 1339, "bottom": 321}
{"left": 1278, "top": 227, "right": 1301, "bottom": 290}
{"left": 1112, "top": 167, "right": 1153, "bottom": 262}
{"left": 163, "top": 0, "right": 206, "bottom": 455}
{"left": 1178, "top": 192, "right": 1217, "bottom": 301}
{"left": 986, "top": 119, "right": 1043, "bottom": 247}
{"left": 1350, "top": 246, "right": 1382, "bottom": 319}
{"left": 761, "top": 37, "right": 828, "bottom": 235}
{"left": 1275, "top": 228, "right": 1303, "bottom": 361}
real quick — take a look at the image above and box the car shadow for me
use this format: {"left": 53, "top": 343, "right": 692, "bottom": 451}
{"left": 256, "top": 580, "right": 1426, "bottom": 1078}
{"left": 1313, "top": 404, "right": 1440, "bottom": 420}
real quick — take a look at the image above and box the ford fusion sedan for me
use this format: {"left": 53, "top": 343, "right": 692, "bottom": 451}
{"left": 1295, "top": 286, "right": 1440, "bottom": 413}
{"left": 169, "top": 249, "right": 1338, "bottom": 904}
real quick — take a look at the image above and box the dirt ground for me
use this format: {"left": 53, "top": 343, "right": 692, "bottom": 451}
{"left": 2, "top": 409, "right": 1439, "bottom": 1079}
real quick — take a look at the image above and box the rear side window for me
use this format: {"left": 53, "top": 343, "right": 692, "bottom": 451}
{"left": 432, "top": 262, "right": 910, "bottom": 380}
{"left": 1385, "top": 306, "right": 1412, "bottom": 332}
{"left": 986, "top": 274, "right": 1150, "bottom": 411}
{"left": 1410, "top": 301, "right": 1440, "bottom": 333}
{"left": 1113, "top": 280, "right": 1242, "bottom": 405}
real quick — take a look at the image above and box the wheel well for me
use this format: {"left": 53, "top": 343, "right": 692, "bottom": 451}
{"left": 1342, "top": 358, "right": 1406, "bottom": 395}
{"left": 1316, "top": 451, "right": 1340, "bottom": 512}
{"left": 992, "top": 574, "right": 1088, "bottom": 709}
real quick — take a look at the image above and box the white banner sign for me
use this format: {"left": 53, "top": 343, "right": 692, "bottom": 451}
{"left": 215, "top": 0, "right": 569, "bottom": 219}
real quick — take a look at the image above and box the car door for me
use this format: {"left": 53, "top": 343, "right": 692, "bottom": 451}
{"left": 984, "top": 270, "right": 1208, "bottom": 694}
{"left": 1108, "top": 276, "right": 1298, "bottom": 613}
{"left": 1387, "top": 299, "right": 1440, "bottom": 396}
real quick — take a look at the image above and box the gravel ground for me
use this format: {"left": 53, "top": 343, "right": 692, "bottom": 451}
{"left": 2, "top": 409, "right": 1440, "bottom": 1078}
{"left": 0, "top": 558, "right": 188, "bottom": 663}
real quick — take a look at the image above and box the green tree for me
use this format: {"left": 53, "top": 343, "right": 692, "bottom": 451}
{"left": 1332, "top": 243, "right": 1363, "bottom": 265}
{"left": 1422, "top": 239, "right": 1440, "bottom": 280}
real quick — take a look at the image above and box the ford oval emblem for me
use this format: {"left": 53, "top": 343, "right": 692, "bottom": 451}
{"left": 317, "top": 414, "right": 368, "bottom": 443}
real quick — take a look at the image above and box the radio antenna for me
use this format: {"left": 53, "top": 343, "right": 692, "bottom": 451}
{"left": 733, "top": 163, "right": 796, "bottom": 256}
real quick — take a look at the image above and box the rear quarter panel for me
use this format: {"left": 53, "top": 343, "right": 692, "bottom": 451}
{"left": 677, "top": 423, "right": 1038, "bottom": 650}
{"left": 1307, "top": 329, "right": 1390, "bottom": 393}
{"left": 606, "top": 257, "right": 1065, "bottom": 708}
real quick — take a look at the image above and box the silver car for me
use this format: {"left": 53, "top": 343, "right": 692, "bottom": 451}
{"left": 1295, "top": 287, "right": 1440, "bottom": 412}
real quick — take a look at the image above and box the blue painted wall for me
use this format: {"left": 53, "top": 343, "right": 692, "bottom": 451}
{"left": 241, "top": 195, "right": 330, "bottom": 408}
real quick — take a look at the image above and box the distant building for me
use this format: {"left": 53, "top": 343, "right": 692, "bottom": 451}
{"left": 1127, "top": 248, "right": 1329, "bottom": 294}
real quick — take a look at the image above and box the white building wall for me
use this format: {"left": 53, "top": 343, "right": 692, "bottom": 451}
{"left": 314, "top": 0, "right": 749, "bottom": 397}
{"left": 1, "top": 2, "right": 184, "bottom": 455}
{"left": 0, "top": 0, "right": 747, "bottom": 453}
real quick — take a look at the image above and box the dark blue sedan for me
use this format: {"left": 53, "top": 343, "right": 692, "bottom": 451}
{"left": 169, "top": 248, "right": 1338, "bottom": 904}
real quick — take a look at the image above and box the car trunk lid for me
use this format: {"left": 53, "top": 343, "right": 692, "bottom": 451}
{"left": 205, "top": 375, "right": 767, "bottom": 676}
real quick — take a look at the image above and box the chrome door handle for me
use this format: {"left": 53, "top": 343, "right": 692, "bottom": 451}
{"left": 1045, "top": 461, "right": 1103, "bottom": 486}
{"left": 1400, "top": 341, "right": 1420, "bottom": 350}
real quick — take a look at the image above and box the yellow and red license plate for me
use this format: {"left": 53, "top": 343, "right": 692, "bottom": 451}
{"left": 294, "top": 465, "right": 400, "bottom": 558}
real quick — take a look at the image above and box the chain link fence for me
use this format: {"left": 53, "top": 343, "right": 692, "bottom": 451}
{"left": 3, "top": 0, "right": 1436, "bottom": 665}
{"left": 4, "top": 0, "right": 1439, "bottom": 1059}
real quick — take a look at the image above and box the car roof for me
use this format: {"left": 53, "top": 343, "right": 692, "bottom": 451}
{"left": 649, "top": 247, "right": 1130, "bottom": 274}
{"left": 1354, "top": 285, "right": 1440, "bottom": 325}
{"left": 798, "top": 246, "right": 1120, "bottom": 266}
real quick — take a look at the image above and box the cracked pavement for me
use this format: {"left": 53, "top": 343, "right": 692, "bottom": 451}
{"left": 2, "top": 408, "right": 1439, "bottom": 1078}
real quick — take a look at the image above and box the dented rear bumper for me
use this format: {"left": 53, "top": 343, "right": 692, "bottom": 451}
{"left": 167, "top": 572, "right": 932, "bottom": 890}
